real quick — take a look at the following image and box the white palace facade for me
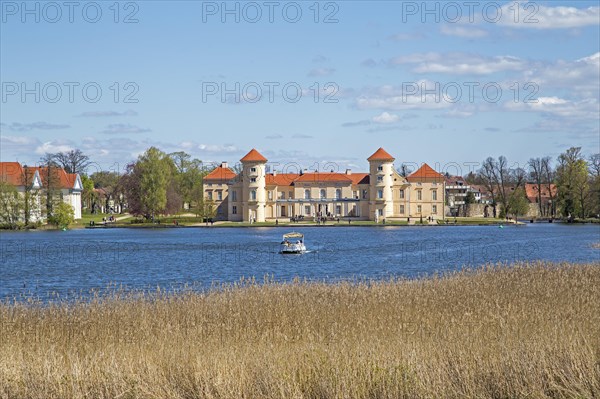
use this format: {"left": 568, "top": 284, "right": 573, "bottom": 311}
{"left": 203, "top": 148, "right": 445, "bottom": 223}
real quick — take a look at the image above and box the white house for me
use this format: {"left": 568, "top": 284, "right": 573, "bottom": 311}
{"left": 0, "top": 162, "right": 83, "bottom": 222}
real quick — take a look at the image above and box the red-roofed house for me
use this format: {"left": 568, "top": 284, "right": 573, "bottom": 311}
{"left": 0, "top": 162, "right": 82, "bottom": 223}
{"left": 525, "top": 182, "right": 557, "bottom": 217}
{"left": 205, "top": 148, "right": 445, "bottom": 223}
{"left": 204, "top": 162, "right": 237, "bottom": 219}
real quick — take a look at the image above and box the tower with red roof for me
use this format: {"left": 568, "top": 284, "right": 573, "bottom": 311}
{"left": 240, "top": 149, "right": 268, "bottom": 223}
{"left": 367, "top": 147, "right": 396, "bottom": 220}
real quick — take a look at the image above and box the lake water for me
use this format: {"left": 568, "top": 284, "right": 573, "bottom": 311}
{"left": 1, "top": 224, "right": 598, "bottom": 301}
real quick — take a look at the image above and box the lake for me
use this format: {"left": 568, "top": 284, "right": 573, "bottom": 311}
{"left": 1, "top": 224, "right": 598, "bottom": 301}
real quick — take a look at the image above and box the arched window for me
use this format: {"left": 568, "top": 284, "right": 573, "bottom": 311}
{"left": 320, "top": 189, "right": 326, "bottom": 199}
{"left": 335, "top": 189, "right": 342, "bottom": 199}
{"left": 304, "top": 189, "right": 311, "bottom": 199}
{"left": 250, "top": 190, "right": 257, "bottom": 201}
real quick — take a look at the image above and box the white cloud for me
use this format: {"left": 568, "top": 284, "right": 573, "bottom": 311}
{"left": 391, "top": 52, "right": 525, "bottom": 75}
{"left": 440, "top": 25, "right": 488, "bottom": 38}
{"left": 506, "top": 97, "right": 599, "bottom": 120}
{"left": 100, "top": 124, "right": 151, "bottom": 134}
{"left": 198, "top": 144, "right": 238, "bottom": 153}
{"left": 372, "top": 112, "right": 400, "bottom": 124}
{"left": 35, "top": 141, "right": 74, "bottom": 155}
{"left": 76, "top": 110, "right": 138, "bottom": 117}
{"left": 497, "top": 5, "right": 600, "bottom": 29}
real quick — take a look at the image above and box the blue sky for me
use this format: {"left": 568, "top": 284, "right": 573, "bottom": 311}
{"left": 1, "top": 1, "right": 599, "bottom": 175}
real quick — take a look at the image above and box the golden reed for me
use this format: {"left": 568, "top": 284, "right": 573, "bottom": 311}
{"left": 1, "top": 261, "right": 599, "bottom": 398}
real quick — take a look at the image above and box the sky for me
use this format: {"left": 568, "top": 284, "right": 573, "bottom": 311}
{"left": 1, "top": 0, "right": 599, "bottom": 176}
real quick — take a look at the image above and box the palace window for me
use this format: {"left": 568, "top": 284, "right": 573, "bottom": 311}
{"left": 336, "top": 189, "right": 342, "bottom": 199}
{"left": 362, "top": 190, "right": 368, "bottom": 199}
{"left": 432, "top": 205, "right": 437, "bottom": 214}
{"left": 217, "top": 191, "right": 222, "bottom": 201}
{"left": 250, "top": 190, "right": 256, "bottom": 201}
{"left": 400, "top": 205, "right": 405, "bottom": 214}
{"left": 336, "top": 205, "right": 342, "bottom": 215}
{"left": 417, "top": 190, "right": 422, "bottom": 200}
{"left": 432, "top": 190, "right": 437, "bottom": 201}
{"left": 207, "top": 191, "right": 213, "bottom": 200}
{"left": 377, "top": 166, "right": 383, "bottom": 171}
{"left": 304, "top": 189, "right": 311, "bottom": 199}
{"left": 280, "top": 191, "right": 285, "bottom": 199}
{"left": 232, "top": 206, "right": 237, "bottom": 214}
{"left": 378, "top": 209, "right": 383, "bottom": 216}
{"left": 399, "top": 189, "right": 405, "bottom": 199}
{"left": 250, "top": 167, "right": 257, "bottom": 173}
{"left": 320, "top": 189, "right": 326, "bottom": 199}
{"left": 377, "top": 176, "right": 383, "bottom": 182}
{"left": 268, "top": 191, "right": 273, "bottom": 200}
{"left": 377, "top": 189, "right": 383, "bottom": 199}
{"left": 417, "top": 205, "right": 422, "bottom": 213}
{"left": 231, "top": 191, "right": 237, "bottom": 201}
{"left": 250, "top": 177, "right": 256, "bottom": 183}
{"left": 289, "top": 191, "right": 293, "bottom": 199}
{"left": 304, "top": 205, "right": 311, "bottom": 215}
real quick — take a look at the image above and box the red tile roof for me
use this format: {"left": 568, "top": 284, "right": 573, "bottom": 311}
{"left": 348, "top": 173, "right": 370, "bottom": 185}
{"left": 240, "top": 149, "right": 267, "bottom": 163}
{"left": 407, "top": 163, "right": 444, "bottom": 182}
{"left": 525, "top": 183, "right": 557, "bottom": 202}
{"left": 294, "top": 172, "right": 353, "bottom": 183}
{"left": 0, "top": 162, "right": 24, "bottom": 185}
{"left": 29, "top": 166, "right": 78, "bottom": 189}
{"left": 266, "top": 173, "right": 300, "bottom": 186}
{"left": 204, "top": 165, "right": 237, "bottom": 182}
{"left": 367, "top": 147, "right": 395, "bottom": 162}
{"left": 0, "top": 162, "right": 78, "bottom": 189}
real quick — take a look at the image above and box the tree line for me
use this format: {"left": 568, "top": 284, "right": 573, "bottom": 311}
{"left": 2, "top": 145, "right": 599, "bottom": 228}
{"left": 464, "top": 147, "right": 599, "bottom": 220}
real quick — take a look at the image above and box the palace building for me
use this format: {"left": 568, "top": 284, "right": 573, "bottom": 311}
{"left": 203, "top": 148, "right": 445, "bottom": 223}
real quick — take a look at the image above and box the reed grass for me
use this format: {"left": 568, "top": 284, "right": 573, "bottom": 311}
{"left": 1, "top": 261, "right": 599, "bottom": 399}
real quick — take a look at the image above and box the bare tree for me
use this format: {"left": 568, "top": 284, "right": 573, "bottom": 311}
{"left": 541, "top": 157, "right": 556, "bottom": 217}
{"left": 50, "top": 149, "right": 91, "bottom": 174}
{"left": 479, "top": 156, "right": 526, "bottom": 218}
{"left": 528, "top": 157, "right": 545, "bottom": 217}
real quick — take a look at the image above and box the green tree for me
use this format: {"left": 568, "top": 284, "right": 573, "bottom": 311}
{"left": 588, "top": 153, "right": 600, "bottom": 218}
{"left": 48, "top": 202, "right": 75, "bottom": 229}
{"left": 169, "top": 152, "right": 205, "bottom": 210}
{"left": 0, "top": 181, "right": 24, "bottom": 229}
{"left": 507, "top": 187, "right": 530, "bottom": 221}
{"left": 90, "top": 171, "right": 121, "bottom": 213}
{"left": 556, "top": 147, "right": 589, "bottom": 219}
{"left": 39, "top": 154, "right": 64, "bottom": 218}
{"left": 136, "top": 147, "right": 174, "bottom": 218}
{"left": 81, "top": 174, "right": 96, "bottom": 213}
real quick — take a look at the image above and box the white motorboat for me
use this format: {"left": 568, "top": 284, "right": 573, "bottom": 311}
{"left": 280, "top": 232, "right": 307, "bottom": 254}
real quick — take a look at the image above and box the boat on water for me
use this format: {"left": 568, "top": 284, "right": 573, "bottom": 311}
{"left": 280, "top": 232, "right": 307, "bottom": 254}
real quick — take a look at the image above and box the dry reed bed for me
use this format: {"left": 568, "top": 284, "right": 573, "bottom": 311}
{"left": 1, "top": 261, "right": 599, "bottom": 399}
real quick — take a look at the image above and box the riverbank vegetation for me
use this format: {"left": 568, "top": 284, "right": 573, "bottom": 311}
{"left": 1, "top": 261, "right": 599, "bottom": 399}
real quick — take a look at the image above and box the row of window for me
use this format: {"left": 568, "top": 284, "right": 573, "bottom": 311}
{"left": 215, "top": 188, "right": 438, "bottom": 202}
{"left": 397, "top": 204, "right": 437, "bottom": 214}
{"left": 231, "top": 204, "right": 438, "bottom": 217}
{"left": 206, "top": 191, "right": 223, "bottom": 201}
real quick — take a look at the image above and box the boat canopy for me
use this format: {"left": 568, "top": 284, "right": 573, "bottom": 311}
{"left": 283, "top": 232, "right": 304, "bottom": 239}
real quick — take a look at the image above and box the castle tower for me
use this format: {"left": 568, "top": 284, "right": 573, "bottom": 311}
{"left": 367, "top": 147, "right": 395, "bottom": 221}
{"left": 240, "top": 148, "right": 267, "bottom": 223}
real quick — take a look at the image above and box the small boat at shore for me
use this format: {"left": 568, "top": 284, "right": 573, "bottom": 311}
{"left": 280, "top": 232, "right": 307, "bottom": 254}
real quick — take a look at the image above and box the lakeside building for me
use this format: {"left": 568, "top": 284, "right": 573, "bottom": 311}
{"left": 203, "top": 148, "right": 446, "bottom": 223}
{"left": 0, "top": 162, "right": 83, "bottom": 222}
